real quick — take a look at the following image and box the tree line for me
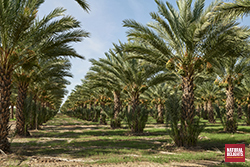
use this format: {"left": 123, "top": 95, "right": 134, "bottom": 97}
{"left": 0, "top": 0, "right": 89, "bottom": 153}
{"left": 61, "top": 0, "right": 250, "bottom": 147}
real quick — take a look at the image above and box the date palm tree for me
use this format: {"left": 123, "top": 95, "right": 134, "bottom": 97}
{"left": 215, "top": 0, "right": 250, "bottom": 18}
{"left": 86, "top": 44, "right": 125, "bottom": 128}
{"left": 123, "top": 0, "right": 246, "bottom": 146}
{"left": 239, "top": 77, "right": 250, "bottom": 125}
{"left": 196, "top": 80, "right": 221, "bottom": 123}
{"left": 14, "top": 57, "right": 72, "bottom": 135}
{"left": 89, "top": 42, "right": 174, "bottom": 132}
{"left": 74, "top": 0, "right": 90, "bottom": 12}
{"left": 0, "top": 0, "right": 88, "bottom": 152}
{"left": 213, "top": 56, "right": 250, "bottom": 132}
{"left": 142, "top": 83, "right": 175, "bottom": 123}
{"left": 13, "top": 62, "right": 37, "bottom": 136}
{"left": 117, "top": 52, "right": 173, "bottom": 133}
{"left": 28, "top": 59, "right": 72, "bottom": 130}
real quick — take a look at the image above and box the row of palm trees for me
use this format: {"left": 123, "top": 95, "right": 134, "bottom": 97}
{"left": 61, "top": 0, "right": 250, "bottom": 147}
{"left": 0, "top": 0, "right": 90, "bottom": 153}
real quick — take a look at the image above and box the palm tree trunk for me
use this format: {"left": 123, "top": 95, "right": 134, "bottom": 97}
{"left": 35, "top": 101, "right": 41, "bottom": 130}
{"left": 196, "top": 104, "right": 201, "bottom": 117}
{"left": 131, "top": 92, "right": 140, "bottom": 133}
{"left": 203, "top": 101, "right": 208, "bottom": 120}
{"left": 208, "top": 100, "right": 215, "bottom": 123}
{"left": 237, "top": 104, "right": 243, "bottom": 119}
{"left": 93, "top": 103, "right": 99, "bottom": 122}
{"left": 16, "top": 81, "right": 29, "bottom": 136}
{"left": 181, "top": 76, "right": 195, "bottom": 124}
{"left": 177, "top": 75, "right": 201, "bottom": 147}
{"left": 30, "top": 96, "right": 37, "bottom": 130}
{"left": 99, "top": 103, "right": 107, "bottom": 125}
{"left": 157, "top": 103, "right": 164, "bottom": 124}
{"left": 0, "top": 68, "right": 11, "bottom": 152}
{"left": 225, "top": 85, "right": 237, "bottom": 132}
{"left": 87, "top": 103, "right": 92, "bottom": 121}
{"left": 112, "top": 91, "right": 121, "bottom": 128}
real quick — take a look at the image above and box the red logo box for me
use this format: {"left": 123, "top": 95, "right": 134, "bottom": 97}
{"left": 225, "top": 144, "right": 245, "bottom": 162}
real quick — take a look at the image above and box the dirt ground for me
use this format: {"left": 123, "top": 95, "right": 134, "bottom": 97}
{"left": 0, "top": 154, "right": 223, "bottom": 167}
{"left": 0, "top": 116, "right": 227, "bottom": 167}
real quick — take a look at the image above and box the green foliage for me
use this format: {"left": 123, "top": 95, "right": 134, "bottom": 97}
{"left": 242, "top": 104, "right": 250, "bottom": 125}
{"left": 125, "top": 105, "right": 151, "bottom": 133}
{"left": 214, "top": 105, "right": 227, "bottom": 130}
{"left": 101, "top": 105, "right": 125, "bottom": 128}
{"left": 166, "top": 60, "right": 175, "bottom": 70}
{"left": 215, "top": 0, "right": 250, "bottom": 19}
{"left": 165, "top": 92, "right": 204, "bottom": 147}
{"left": 23, "top": 93, "right": 57, "bottom": 132}
{"left": 148, "top": 108, "right": 158, "bottom": 121}
{"left": 177, "top": 69, "right": 185, "bottom": 76}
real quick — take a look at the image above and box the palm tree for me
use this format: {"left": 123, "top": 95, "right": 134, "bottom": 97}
{"left": 13, "top": 63, "right": 37, "bottom": 136}
{"left": 74, "top": 0, "right": 90, "bottom": 12}
{"left": 86, "top": 44, "right": 124, "bottom": 128}
{"left": 0, "top": 1, "right": 87, "bottom": 151}
{"left": 215, "top": 0, "right": 250, "bottom": 18}
{"left": 213, "top": 57, "right": 250, "bottom": 132}
{"left": 0, "top": 0, "right": 42, "bottom": 152}
{"left": 239, "top": 78, "right": 250, "bottom": 125}
{"left": 15, "top": 58, "right": 72, "bottom": 134}
{"left": 123, "top": 0, "right": 246, "bottom": 146}
{"left": 117, "top": 54, "right": 172, "bottom": 133}
{"left": 142, "top": 83, "right": 175, "bottom": 124}
{"left": 29, "top": 58, "right": 72, "bottom": 130}
{"left": 196, "top": 80, "right": 221, "bottom": 123}
{"left": 88, "top": 42, "right": 174, "bottom": 132}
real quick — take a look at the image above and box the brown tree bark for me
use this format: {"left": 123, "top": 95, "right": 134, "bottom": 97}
{"left": 208, "top": 100, "right": 215, "bottom": 123}
{"left": 16, "top": 81, "right": 29, "bottom": 136}
{"left": 225, "top": 85, "right": 237, "bottom": 132}
{"left": 130, "top": 92, "right": 141, "bottom": 133}
{"left": 99, "top": 102, "right": 107, "bottom": 125}
{"left": 112, "top": 91, "right": 121, "bottom": 128}
{"left": 203, "top": 101, "right": 208, "bottom": 120}
{"left": 0, "top": 68, "right": 11, "bottom": 152}
{"left": 196, "top": 104, "right": 201, "bottom": 117}
{"left": 175, "top": 73, "right": 199, "bottom": 147}
{"left": 157, "top": 103, "right": 164, "bottom": 124}
{"left": 181, "top": 76, "right": 195, "bottom": 124}
{"left": 237, "top": 104, "right": 243, "bottom": 119}
{"left": 30, "top": 97, "right": 37, "bottom": 130}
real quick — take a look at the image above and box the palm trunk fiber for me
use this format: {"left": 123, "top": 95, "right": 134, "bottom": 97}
{"left": 16, "top": 82, "right": 29, "bottom": 136}
{"left": 203, "top": 101, "right": 208, "bottom": 120}
{"left": 176, "top": 76, "right": 197, "bottom": 147}
{"left": 112, "top": 91, "right": 121, "bottom": 128}
{"left": 208, "top": 100, "right": 215, "bottom": 123}
{"left": 181, "top": 76, "right": 195, "bottom": 125}
{"left": 0, "top": 68, "right": 11, "bottom": 152}
{"left": 157, "top": 103, "right": 164, "bottom": 124}
{"left": 225, "top": 85, "right": 237, "bottom": 132}
{"left": 237, "top": 104, "right": 243, "bottom": 119}
{"left": 130, "top": 93, "right": 140, "bottom": 133}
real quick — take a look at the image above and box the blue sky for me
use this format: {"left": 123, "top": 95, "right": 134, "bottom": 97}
{"left": 38, "top": 0, "right": 250, "bottom": 103}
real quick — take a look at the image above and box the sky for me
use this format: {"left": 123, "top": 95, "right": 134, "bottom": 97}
{"left": 38, "top": 0, "right": 250, "bottom": 104}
